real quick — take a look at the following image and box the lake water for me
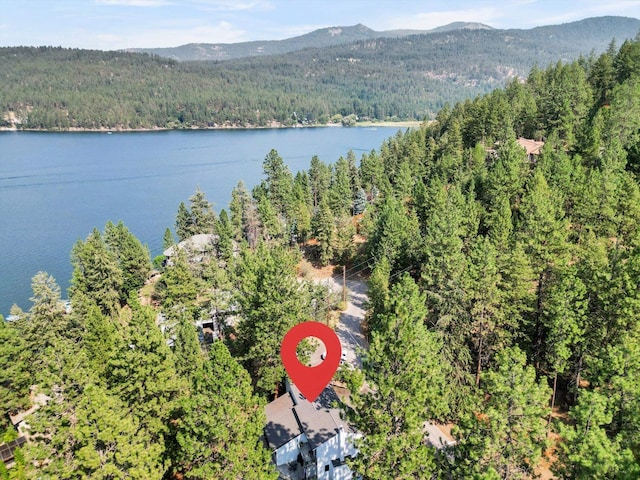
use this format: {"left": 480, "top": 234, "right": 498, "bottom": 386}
{"left": 0, "top": 127, "right": 403, "bottom": 315}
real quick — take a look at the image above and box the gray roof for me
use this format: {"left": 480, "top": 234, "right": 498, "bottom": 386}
{"left": 289, "top": 384, "right": 346, "bottom": 451}
{"left": 264, "top": 383, "right": 348, "bottom": 452}
{"left": 163, "top": 233, "right": 218, "bottom": 257}
{"left": 264, "top": 392, "right": 300, "bottom": 450}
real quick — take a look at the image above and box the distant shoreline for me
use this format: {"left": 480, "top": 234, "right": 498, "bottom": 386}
{"left": 0, "top": 120, "right": 423, "bottom": 133}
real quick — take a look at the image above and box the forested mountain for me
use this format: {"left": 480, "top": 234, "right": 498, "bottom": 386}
{"left": 127, "top": 23, "right": 384, "bottom": 61}
{"left": 128, "top": 21, "right": 494, "bottom": 61}
{"left": 1, "top": 16, "right": 638, "bottom": 131}
{"left": 1, "top": 35, "right": 640, "bottom": 478}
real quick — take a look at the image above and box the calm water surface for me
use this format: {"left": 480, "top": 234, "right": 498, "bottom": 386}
{"left": 0, "top": 127, "right": 402, "bottom": 314}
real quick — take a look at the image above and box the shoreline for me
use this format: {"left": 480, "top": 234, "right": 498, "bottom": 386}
{"left": 0, "top": 120, "right": 424, "bottom": 133}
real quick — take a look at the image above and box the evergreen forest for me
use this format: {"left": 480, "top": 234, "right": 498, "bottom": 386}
{"left": 1, "top": 34, "right": 640, "bottom": 480}
{"left": 1, "top": 16, "right": 638, "bottom": 130}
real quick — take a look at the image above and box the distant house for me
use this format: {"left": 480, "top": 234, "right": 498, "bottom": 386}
{"left": 0, "top": 437, "right": 26, "bottom": 468}
{"left": 2, "top": 390, "right": 50, "bottom": 468}
{"left": 264, "top": 381, "right": 360, "bottom": 480}
{"left": 163, "top": 233, "right": 219, "bottom": 263}
{"left": 9, "top": 391, "right": 51, "bottom": 438}
{"left": 516, "top": 137, "right": 545, "bottom": 161}
{"left": 487, "top": 137, "right": 545, "bottom": 162}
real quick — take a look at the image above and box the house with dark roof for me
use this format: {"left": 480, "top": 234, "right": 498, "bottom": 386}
{"left": 264, "top": 381, "right": 360, "bottom": 480}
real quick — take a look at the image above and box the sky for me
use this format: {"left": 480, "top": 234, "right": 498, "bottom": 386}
{"left": 0, "top": 0, "right": 638, "bottom": 50}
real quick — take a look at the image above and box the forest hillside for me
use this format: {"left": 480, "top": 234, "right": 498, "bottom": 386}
{"left": 1, "top": 33, "right": 640, "bottom": 480}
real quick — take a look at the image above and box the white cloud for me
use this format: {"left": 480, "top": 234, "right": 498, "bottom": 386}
{"left": 533, "top": 0, "right": 640, "bottom": 26}
{"left": 274, "top": 23, "right": 330, "bottom": 37}
{"left": 96, "top": 0, "right": 172, "bottom": 6}
{"left": 94, "top": 21, "right": 247, "bottom": 49}
{"left": 187, "top": 0, "right": 273, "bottom": 11}
{"left": 384, "top": 7, "right": 501, "bottom": 31}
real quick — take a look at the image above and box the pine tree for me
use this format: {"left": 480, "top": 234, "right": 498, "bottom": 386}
{"left": 171, "top": 342, "right": 277, "bottom": 479}
{"left": 466, "top": 237, "right": 508, "bottom": 386}
{"left": 312, "top": 197, "right": 335, "bottom": 266}
{"left": 70, "top": 228, "right": 123, "bottom": 316}
{"left": 331, "top": 214, "right": 356, "bottom": 265}
{"left": 0, "top": 318, "right": 31, "bottom": 424}
{"left": 106, "top": 299, "right": 184, "bottom": 444}
{"left": 329, "top": 156, "right": 353, "bottom": 216}
{"left": 189, "top": 186, "right": 217, "bottom": 235}
{"left": 163, "top": 227, "right": 175, "bottom": 250}
{"left": 175, "top": 201, "right": 193, "bottom": 241}
{"left": 104, "top": 221, "right": 151, "bottom": 298}
{"left": 367, "top": 194, "right": 419, "bottom": 272}
{"left": 554, "top": 390, "right": 640, "bottom": 479}
{"left": 364, "top": 256, "right": 391, "bottom": 335}
{"left": 542, "top": 266, "right": 587, "bottom": 423}
{"left": 160, "top": 249, "right": 198, "bottom": 310}
{"left": 216, "top": 209, "right": 235, "bottom": 261}
{"left": 418, "top": 180, "right": 470, "bottom": 399}
{"left": 452, "top": 347, "right": 550, "bottom": 479}
{"left": 350, "top": 275, "right": 449, "bottom": 479}
{"left": 68, "top": 384, "right": 164, "bottom": 479}
{"left": 229, "top": 180, "right": 251, "bottom": 241}
{"left": 78, "top": 298, "right": 118, "bottom": 377}
{"left": 232, "top": 245, "right": 310, "bottom": 396}
{"left": 309, "top": 155, "right": 331, "bottom": 208}
{"left": 517, "top": 168, "right": 569, "bottom": 367}
{"left": 262, "top": 149, "right": 294, "bottom": 218}
{"left": 171, "top": 308, "right": 204, "bottom": 381}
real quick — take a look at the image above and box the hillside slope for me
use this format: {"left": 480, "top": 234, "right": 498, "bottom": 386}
{"left": 128, "top": 16, "right": 637, "bottom": 62}
{"left": 1, "top": 16, "right": 638, "bottom": 130}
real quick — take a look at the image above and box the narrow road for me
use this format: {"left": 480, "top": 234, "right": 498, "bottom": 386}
{"left": 310, "top": 275, "right": 369, "bottom": 368}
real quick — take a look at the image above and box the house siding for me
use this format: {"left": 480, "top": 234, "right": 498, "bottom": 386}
{"left": 274, "top": 432, "right": 307, "bottom": 466}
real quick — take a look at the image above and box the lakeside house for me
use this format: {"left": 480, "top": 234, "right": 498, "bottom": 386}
{"left": 163, "top": 233, "right": 219, "bottom": 263}
{"left": 264, "top": 381, "right": 360, "bottom": 480}
{"left": 1, "top": 390, "right": 50, "bottom": 469}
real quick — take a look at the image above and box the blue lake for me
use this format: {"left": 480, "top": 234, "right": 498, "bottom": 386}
{"left": 0, "top": 126, "right": 403, "bottom": 314}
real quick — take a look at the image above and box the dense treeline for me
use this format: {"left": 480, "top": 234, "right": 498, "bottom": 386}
{"left": 1, "top": 35, "right": 640, "bottom": 479}
{"left": 1, "top": 17, "right": 638, "bottom": 130}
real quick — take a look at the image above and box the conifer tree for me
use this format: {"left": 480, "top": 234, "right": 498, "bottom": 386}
{"left": 350, "top": 275, "right": 449, "bottom": 479}
{"left": 160, "top": 249, "right": 198, "bottom": 310}
{"left": 0, "top": 318, "right": 31, "bottom": 424}
{"left": 163, "top": 227, "right": 175, "bottom": 250}
{"left": 67, "top": 384, "right": 164, "bottom": 479}
{"left": 233, "top": 245, "right": 311, "bottom": 396}
{"left": 70, "top": 228, "right": 123, "bottom": 316}
{"left": 517, "top": 168, "right": 569, "bottom": 366}
{"left": 466, "top": 237, "right": 508, "bottom": 386}
{"left": 188, "top": 186, "right": 217, "bottom": 234}
{"left": 229, "top": 180, "right": 251, "bottom": 241}
{"left": 106, "top": 298, "right": 184, "bottom": 444}
{"left": 554, "top": 390, "right": 640, "bottom": 479}
{"left": 175, "top": 201, "right": 193, "bottom": 241}
{"left": 329, "top": 156, "right": 353, "bottom": 216}
{"left": 262, "top": 149, "right": 294, "bottom": 218}
{"left": 312, "top": 197, "right": 335, "bottom": 266}
{"left": 452, "top": 347, "right": 550, "bottom": 479}
{"left": 309, "top": 155, "right": 331, "bottom": 208}
{"left": 104, "top": 220, "right": 151, "bottom": 298}
{"left": 171, "top": 342, "right": 277, "bottom": 479}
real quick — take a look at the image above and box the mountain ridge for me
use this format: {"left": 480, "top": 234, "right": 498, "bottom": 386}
{"left": 126, "top": 17, "right": 637, "bottom": 62}
{"left": 2, "top": 16, "right": 639, "bottom": 130}
{"left": 125, "top": 21, "right": 496, "bottom": 61}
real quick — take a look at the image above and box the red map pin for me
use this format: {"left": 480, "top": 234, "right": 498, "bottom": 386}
{"left": 281, "top": 321, "right": 342, "bottom": 402}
